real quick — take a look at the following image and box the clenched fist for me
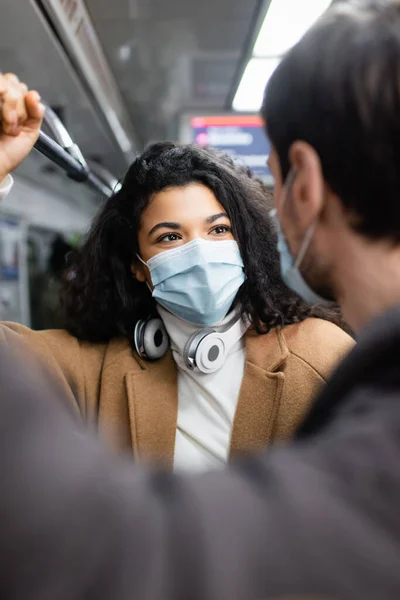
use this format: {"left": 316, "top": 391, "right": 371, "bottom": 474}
{"left": 0, "top": 73, "right": 45, "bottom": 182}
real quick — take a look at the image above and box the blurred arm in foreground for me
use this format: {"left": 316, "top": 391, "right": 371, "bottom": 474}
{"left": 0, "top": 313, "right": 400, "bottom": 600}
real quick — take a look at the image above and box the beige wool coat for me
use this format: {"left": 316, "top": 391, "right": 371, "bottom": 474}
{"left": 0, "top": 318, "right": 354, "bottom": 468}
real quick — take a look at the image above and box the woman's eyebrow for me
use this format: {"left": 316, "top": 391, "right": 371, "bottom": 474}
{"left": 206, "top": 212, "right": 229, "bottom": 224}
{"left": 148, "top": 222, "right": 181, "bottom": 237}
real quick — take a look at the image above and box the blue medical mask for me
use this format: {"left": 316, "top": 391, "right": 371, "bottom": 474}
{"left": 139, "top": 238, "right": 246, "bottom": 326}
{"left": 270, "top": 177, "right": 330, "bottom": 306}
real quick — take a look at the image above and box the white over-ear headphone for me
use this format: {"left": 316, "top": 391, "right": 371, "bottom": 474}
{"left": 134, "top": 318, "right": 170, "bottom": 361}
{"left": 183, "top": 317, "right": 248, "bottom": 374}
{"left": 134, "top": 315, "right": 247, "bottom": 374}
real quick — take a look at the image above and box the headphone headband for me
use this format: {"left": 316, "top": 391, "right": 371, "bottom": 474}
{"left": 134, "top": 315, "right": 247, "bottom": 374}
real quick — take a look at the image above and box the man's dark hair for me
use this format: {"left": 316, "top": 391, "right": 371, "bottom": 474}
{"left": 262, "top": 0, "right": 400, "bottom": 240}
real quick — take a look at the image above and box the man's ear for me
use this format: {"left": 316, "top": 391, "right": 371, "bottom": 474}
{"left": 288, "top": 141, "right": 325, "bottom": 228}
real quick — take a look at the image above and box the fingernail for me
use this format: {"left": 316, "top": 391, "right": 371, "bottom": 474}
{"left": 9, "top": 110, "right": 17, "bottom": 124}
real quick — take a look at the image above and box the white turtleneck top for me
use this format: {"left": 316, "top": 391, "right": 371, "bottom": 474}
{"left": 157, "top": 306, "right": 247, "bottom": 473}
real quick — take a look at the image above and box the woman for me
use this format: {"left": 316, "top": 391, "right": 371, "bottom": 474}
{"left": 2, "top": 141, "right": 353, "bottom": 471}
{"left": 0, "top": 76, "right": 353, "bottom": 470}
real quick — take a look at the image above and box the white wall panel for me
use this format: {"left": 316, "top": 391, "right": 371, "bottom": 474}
{"left": 0, "top": 177, "right": 97, "bottom": 234}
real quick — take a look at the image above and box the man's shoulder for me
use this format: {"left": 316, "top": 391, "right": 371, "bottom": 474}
{"left": 356, "top": 305, "right": 400, "bottom": 355}
{"left": 296, "top": 307, "right": 400, "bottom": 439}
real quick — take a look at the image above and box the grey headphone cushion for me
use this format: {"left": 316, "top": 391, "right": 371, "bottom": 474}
{"left": 142, "top": 318, "right": 169, "bottom": 360}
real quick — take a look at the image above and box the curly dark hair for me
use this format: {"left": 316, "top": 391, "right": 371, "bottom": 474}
{"left": 61, "top": 142, "right": 346, "bottom": 344}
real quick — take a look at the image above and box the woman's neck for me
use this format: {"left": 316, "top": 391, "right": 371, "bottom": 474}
{"left": 156, "top": 305, "right": 240, "bottom": 357}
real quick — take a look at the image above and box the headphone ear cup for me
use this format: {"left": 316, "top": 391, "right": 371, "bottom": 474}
{"left": 134, "top": 318, "right": 169, "bottom": 360}
{"left": 183, "top": 327, "right": 225, "bottom": 374}
{"left": 134, "top": 320, "right": 147, "bottom": 358}
{"left": 183, "top": 317, "right": 246, "bottom": 374}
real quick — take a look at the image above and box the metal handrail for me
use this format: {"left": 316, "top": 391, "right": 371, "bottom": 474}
{"left": 42, "top": 105, "right": 88, "bottom": 169}
{"left": 33, "top": 105, "right": 116, "bottom": 198}
{"left": 34, "top": 131, "right": 113, "bottom": 197}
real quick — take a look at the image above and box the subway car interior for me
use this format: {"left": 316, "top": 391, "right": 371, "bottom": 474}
{"left": 0, "top": 0, "right": 330, "bottom": 328}
{"left": 4, "top": 4, "right": 400, "bottom": 597}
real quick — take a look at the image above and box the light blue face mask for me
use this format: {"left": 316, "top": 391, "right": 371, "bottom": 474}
{"left": 141, "top": 238, "right": 246, "bottom": 326}
{"left": 269, "top": 190, "right": 331, "bottom": 306}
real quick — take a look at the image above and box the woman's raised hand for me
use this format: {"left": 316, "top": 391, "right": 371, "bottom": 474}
{"left": 0, "top": 73, "right": 45, "bottom": 182}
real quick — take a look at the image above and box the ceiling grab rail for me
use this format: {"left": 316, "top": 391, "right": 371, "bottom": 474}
{"left": 33, "top": 104, "right": 116, "bottom": 198}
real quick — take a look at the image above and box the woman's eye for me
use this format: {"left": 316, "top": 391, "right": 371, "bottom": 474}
{"left": 212, "top": 225, "right": 231, "bottom": 235}
{"left": 158, "top": 233, "right": 180, "bottom": 242}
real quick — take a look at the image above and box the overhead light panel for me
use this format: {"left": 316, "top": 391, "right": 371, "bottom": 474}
{"left": 232, "top": 57, "right": 281, "bottom": 112}
{"left": 232, "top": 0, "right": 332, "bottom": 112}
{"left": 254, "top": 0, "right": 332, "bottom": 57}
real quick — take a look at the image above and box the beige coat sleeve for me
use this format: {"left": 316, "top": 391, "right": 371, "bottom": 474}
{"left": 0, "top": 322, "right": 106, "bottom": 420}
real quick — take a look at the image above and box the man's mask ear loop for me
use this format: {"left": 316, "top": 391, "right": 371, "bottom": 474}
{"left": 283, "top": 169, "right": 318, "bottom": 271}
{"left": 294, "top": 221, "right": 318, "bottom": 270}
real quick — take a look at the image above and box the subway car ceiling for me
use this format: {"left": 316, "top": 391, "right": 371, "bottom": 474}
{"left": 0, "top": 0, "right": 262, "bottom": 206}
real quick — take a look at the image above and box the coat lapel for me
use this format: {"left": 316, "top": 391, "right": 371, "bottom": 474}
{"left": 125, "top": 351, "right": 178, "bottom": 468}
{"left": 229, "top": 328, "right": 288, "bottom": 459}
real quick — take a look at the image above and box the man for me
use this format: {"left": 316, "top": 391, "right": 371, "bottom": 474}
{"left": 1, "top": 1, "right": 400, "bottom": 598}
